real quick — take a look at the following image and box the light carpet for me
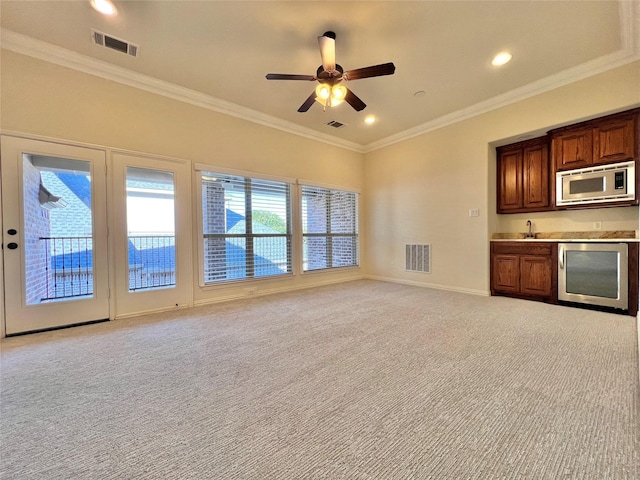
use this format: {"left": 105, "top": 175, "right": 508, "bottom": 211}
{"left": 1, "top": 280, "right": 638, "bottom": 479}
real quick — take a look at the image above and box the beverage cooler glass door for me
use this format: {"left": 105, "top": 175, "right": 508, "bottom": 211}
{"left": 558, "top": 243, "right": 628, "bottom": 310}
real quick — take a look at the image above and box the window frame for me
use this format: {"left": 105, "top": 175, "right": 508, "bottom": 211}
{"left": 299, "top": 180, "right": 360, "bottom": 273}
{"left": 196, "top": 164, "right": 295, "bottom": 286}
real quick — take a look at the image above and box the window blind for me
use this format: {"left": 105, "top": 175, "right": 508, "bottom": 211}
{"left": 201, "top": 171, "right": 292, "bottom": 283}
{"left": 301, "top": 185, "right": 359, "bottom": 271}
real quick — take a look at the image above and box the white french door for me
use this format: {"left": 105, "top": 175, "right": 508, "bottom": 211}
{"left": 111, "top": 152, "right": 192, "bottom": 316}
{"left": 1, "top": 136, "right": 110, "bottom": 335}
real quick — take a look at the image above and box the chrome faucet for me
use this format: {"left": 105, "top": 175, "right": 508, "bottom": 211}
{"left": 525, "top": 220, "right": 535, "bottom": 238}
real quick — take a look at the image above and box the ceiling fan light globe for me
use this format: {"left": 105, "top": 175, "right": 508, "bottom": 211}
{"left": 315, "top": 84, "right": 331, "bottom": 100}
{"left": 332, "top": 85, "right": 347, "bottom": 101}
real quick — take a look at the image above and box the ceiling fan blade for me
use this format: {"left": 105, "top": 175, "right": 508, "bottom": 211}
{"left": 344, "top": 88, "right": 366, "bottom": 112}
{"left": 343, "top": 62, "right": 396, "bottom": 81}
{"left": 318, "top": 33, "right": 336, "bottom": 73}
{"left": 266, "top": 73, "right": 317, "bottom": 81}
{"left": 297, "top": 91, "right": 317, "bottom": 112}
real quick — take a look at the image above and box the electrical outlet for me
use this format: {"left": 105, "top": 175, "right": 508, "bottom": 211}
{"left": 469, "top": 208, "right": 479, "bottom": 217}
{"left": 593, "top": 222, "right": 602, "bottom": 230}
{"left": 245, "top": 287, "right": 257, "bottom": 296}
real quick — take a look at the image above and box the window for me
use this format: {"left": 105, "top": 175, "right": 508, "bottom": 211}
{"left": 301, "top": 185, "right": 359, "bottom": 271}
{"left": 201, "top": 171, "right": 292, "bottom": 283}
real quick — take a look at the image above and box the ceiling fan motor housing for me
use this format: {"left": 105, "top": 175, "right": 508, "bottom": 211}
{"left": 316, "top": 64, "right": 343, "bottom": 82}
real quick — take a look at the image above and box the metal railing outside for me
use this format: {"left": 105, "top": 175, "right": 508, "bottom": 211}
{"left": 128, "top": 235, "right": 176, "bottom": 291}
{"left": 41, "top": 236, "right": 93, "bottom": 301}
{"left": 39, "top": 235, "right": 176, "bottom": 301}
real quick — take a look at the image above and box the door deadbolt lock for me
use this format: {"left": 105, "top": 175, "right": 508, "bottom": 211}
{"left": 7, "top": 229, "right": 17, "bottom": 235}
{"left": 7, "top": 243, "right": 18, "bottom": 250}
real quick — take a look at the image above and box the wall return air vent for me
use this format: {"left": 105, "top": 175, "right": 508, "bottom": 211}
{"left": 91, "top": 29, "right": 138, "bottom": 57}
{"left": 406, "top": 244, "right": 431, "bottom": 273}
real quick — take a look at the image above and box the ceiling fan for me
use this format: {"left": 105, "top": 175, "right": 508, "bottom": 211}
{"left": 265, "top": 31, "right": 396, "bottom": 113}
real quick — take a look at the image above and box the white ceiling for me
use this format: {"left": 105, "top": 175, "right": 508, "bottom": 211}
{"left": 1, "top": 1, "right": 638, "bottom": 151}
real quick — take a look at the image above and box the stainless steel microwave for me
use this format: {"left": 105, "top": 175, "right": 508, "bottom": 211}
{"left": 556, "top": 160, "right": 635, "bottom": 206}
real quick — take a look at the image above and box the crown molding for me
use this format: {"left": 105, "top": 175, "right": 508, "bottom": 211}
{"left": 364, "top": 49, "right": 640, "bottom": 153}
{"left": 0, "top": 29, "right": 365, "bottom": 154}
{"left": 1, "top": 0, "right": 638, "bottom": 155}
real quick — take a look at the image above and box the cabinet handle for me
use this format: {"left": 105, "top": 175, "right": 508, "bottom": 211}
{"left": 558, "top": 246, "right": 564, "bottom": 270}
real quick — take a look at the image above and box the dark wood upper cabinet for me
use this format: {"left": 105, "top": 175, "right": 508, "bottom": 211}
{"left": 497, "top": 108, "right": 638, "bottom": 214}
{"left": 522, "top": 142, "right": 549, "bottom": 209}
{"left": 497, "top": 148, "right": 522, "bottom": 211}
{"left": 593, "top": 114, "right": 636, "bottom": 164}
{"left": 551, "top": 108, "right": 639, "bottom": 172}
{"left": 497, "top": 137, "right": 550, "bottom": 214}
{"left": 551, "top": 126, "right": 593, "bottom": 171}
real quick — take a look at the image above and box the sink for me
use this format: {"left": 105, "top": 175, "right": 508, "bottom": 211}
{"left": 490, "top": 233, "right": 543, "bottom": 241}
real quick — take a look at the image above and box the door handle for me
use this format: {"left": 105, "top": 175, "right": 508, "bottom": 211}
{"left": 7, "top": 242, "right": 18, "bottom": 250}
{"left": 558, "top": 246, "right": 564, "bottom": 270}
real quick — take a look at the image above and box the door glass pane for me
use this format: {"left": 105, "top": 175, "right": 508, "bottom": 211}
{"left": 126, "top": 167, "right": 175, "bottom": 291}
{"left": 23, "top": 154, "right": 93, "bottom": 304}
{"left": 566, "top": 251, "right": 619, "bottom": 298}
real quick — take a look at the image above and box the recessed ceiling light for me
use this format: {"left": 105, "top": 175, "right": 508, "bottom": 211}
{"left": 364, "top": 115, "right": 376, "bottom": 125}
{"left": 491, "top": 52, "right": 512, "bottom": 66}
{"left": 91, "top": 0, "right": 117, "bottom": 16}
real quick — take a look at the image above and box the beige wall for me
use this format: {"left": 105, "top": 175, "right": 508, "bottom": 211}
{"left": 2, "top": 48, "right": 640, "bottom": 309}
{"left": 0, "top": 50, "right": 365, "bottom": 311}
{"left": 1, "top": 51, "right": 363, "bottom": 186}
{"left": 363, "top": 61, "right": 640, "bottom": 294}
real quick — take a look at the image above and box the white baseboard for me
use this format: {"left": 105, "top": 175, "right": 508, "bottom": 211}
{"left": 364, "top": 275, "right": 490, "bottom": 297}
{"left": 114, "top": 274, "right": 482, "bottom": 319}
{"left": 192, "top": 274, "right": 365, "bottom": 308}
{"left": 114, "top": 303, "right": 191, "bottom": 320}
{"left": 112, "top": 275, "right": 365, "bottom": 318}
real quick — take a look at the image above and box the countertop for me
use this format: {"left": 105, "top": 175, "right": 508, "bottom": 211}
{"left": 491, "top": 231, "right": 639, "bottom": 242}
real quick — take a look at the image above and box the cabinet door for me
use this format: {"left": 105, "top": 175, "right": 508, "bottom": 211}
{"left": 497, "top": 149, "right": 522, "bottom": 212}
{"left": 520, "top": 255, "right": 552, "bottom": 297}
{"left": 522, "top": 143, "right": 549, "bottom": 209}
{"left": 552, "top": 127, "right": 593, "bottom": 171}
{"left": 593, "top": 116, "right": 636, "bottom": 164}
{"left": 491, "top": 254, "right": 520, "bottom": 293}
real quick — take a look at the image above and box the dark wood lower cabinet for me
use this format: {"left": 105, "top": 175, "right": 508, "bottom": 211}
{"left": 519, "top": 255, "right": 553, "bottom": 297}
{"left": 491, "top": 241, "right": 638, "bottom": 315}
{"left": 491, "top": 242, "right": 558, "bottom": 303}
{"left": 491, "top": 254, "right": 519, "bottom": 293}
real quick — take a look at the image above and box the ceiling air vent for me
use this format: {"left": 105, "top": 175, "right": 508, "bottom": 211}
{"left": 91, "top": 29, "right": 138, "bottom": 57}
{"left": 326, "top": 120, "right": 345, "bottom": 129}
